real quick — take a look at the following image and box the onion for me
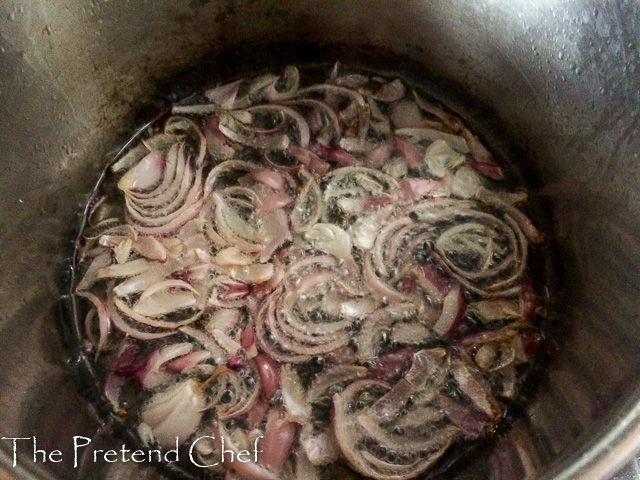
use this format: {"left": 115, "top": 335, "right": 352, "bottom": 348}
{"left": 399, "top": 177, "right": 444, "bottom": 201}
{"left": 390, "top": 100, "right": 424, "bottom": 129}
{"left": 363, "top": 141, "right": 393, "bottom": 169}
{"left": 304, "top": 223, "right": 356, "bottom": 270}
{"left": 253, "top": 353, "right": 279, "bottom": 400}
{"left": 118, "top": 151, "right": 165, "bottom": 192}
{"left": 259, "top": 407, "right": 297, "bottom": 473}
{"left": 436, "top": 393, "right": 488, "bottom": 439}
{"left": 280, "top": 364, "right": 312, "bottom": 423}
{"left": 133, "top": 236, "right": 168, "bottom": 261}
{"left": 369, "top": 346, "right": 417, "bottom": 382}
{"left": 97, "top": 258, "right": 153, "bottom": 279}
{"left": 76, "top": 65, "right": 545, "bottom": 480}
{"left": 357, "top": 303, "right": 416, "bottom": 362}
{"left": 333, "top": 379, "right": 454, "bottom": 480}
{"left": 264, "top": 65, "right": 300, "bottom": 101}
{"left": 468, "top": 298, "right": 522, "bottom": 323}
{"left": 249, "top": 168, "right": 286, "bottom": 191}
{"left": 76, "top": 291, "right": 111, "bottom": 355}
{"left": 423, "top": 139, "right": 466, "bottom": 177}
{"left": 395, "top": 127, "right": 470, "bottom": 154}
{"left": 204, "top": 79, "right": 243, "bottom": 108}
{"left": 291, "top": 169, "right": 324, "bottom": 233}
{"left": 76, "top": 252, "right": 112, "bottom": 292}
{"left": 451, "top": 358, "right": 501, "bottom": 419}
{"left": 288, "top": 145, "right": 330, "bottom": 175}
{"left": 134, "top": 342, "right": 194, "bottom": 388}
{"left": 306, "top": 365, "right": 368, "bottom": 405}
{"left": 256, "top": 192, "right": 293, "bottom": 214}
{"left": 368, "top": 349, "right": 447, "bottom": 423}
{"left": 298, "top": 442, "right": 330, "bottom": 476}
{"left": 205, "top": 117, "right": 236, "bottom": 159}
{"left": 230, "top": 264, "right": 274, "bottom": 284}
{"left": 214, "top": 247, "right": 254, "bottom": 266}
{"left": 315, "top": 145, "right": 359, "bottom": 166}
{"left": 432, "top": 284, "right": 465, "bottom": 338}
{"left": 413, "top": 92, "right": 464, "bottom": 133}
{"left": 140, "top": 379, "right": 205, "bottom": 449}
{"left": 166, "top": 350, "right": 212, "bottom": 373}
{"left": 179, "top": 326, "right": 226, "bottom": 364}
{"left": 214, "top": 423, "right": 277, "bottom": 480}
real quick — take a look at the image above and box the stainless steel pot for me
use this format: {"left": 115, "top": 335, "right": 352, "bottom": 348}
{"left": 1, "top": 1, "right": 639, "bottom": 479}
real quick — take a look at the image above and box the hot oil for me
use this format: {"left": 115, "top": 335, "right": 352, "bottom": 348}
{"left": 66, "top": 62, "right": 553, "bottom": 480}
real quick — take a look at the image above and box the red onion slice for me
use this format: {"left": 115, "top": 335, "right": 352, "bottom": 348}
{"left": 259, "top": 407, "right": 297, "bottom": 474}
{"left": 256, "top": 192, "right": 293, "bottom": 214}
{"left": 253, "top": 353, "right": 279, "bottom": 400}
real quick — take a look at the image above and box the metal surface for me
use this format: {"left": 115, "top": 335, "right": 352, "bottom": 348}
{"left": 0, "top": 1, "right": 639, "bottom": 479}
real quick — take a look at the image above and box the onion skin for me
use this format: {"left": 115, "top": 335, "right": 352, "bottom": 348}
{"left": 253, "top": 353, "right": 280, "bottom": 400}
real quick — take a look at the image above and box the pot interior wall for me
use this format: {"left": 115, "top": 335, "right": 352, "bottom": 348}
{"left": 1, "top": 1, "right": 639, "bottom": 479}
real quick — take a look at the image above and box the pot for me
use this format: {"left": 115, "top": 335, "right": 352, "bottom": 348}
{"left": 1, "top": 1, "right": 639, "bottom": 479}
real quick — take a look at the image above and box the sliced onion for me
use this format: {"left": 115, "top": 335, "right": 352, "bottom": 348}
{"left": 166, "top": 350, "right": 212, "bottom": 373}
{"left": 423, "top": 139, "right": 466, "bottom": 178}
{"left": 256, "top": 192, "right": 293, "bottom": 214}
{"left": 76, "top": 291, "right": 111, "bottom": 355}
{"left": 306, "top": 365, "right": 368, "bottom": 405}
{"left": 395, "top": 127, "right": 469, "bottom": 154}
{"left": 368, "top": 349, "right": 447, "bottom": 423}
{"left": 258, "top": 407, "right": 297, "bottom": 474}
{"left": 179, "top": 326, "right": 226, "bottom": 364}
{"left": 368, "top": 346, "right": 417, "bottom": 382}
{"left": 291, "top": 169, "right": 324, "bottom": 233}
{"left": 118, "top": 151, "right": 165, "bottom": 192}
{"left": 304, "top": 223, "right": 356, "bottom": 270}
{"left": 97, "top": 258, "right": 153, "bottom": 279}
{"left": 280, "top": 364, "right": 311, "bottom": 423}
{"left": 451, "top": 358, "right": 501, "bottom": 419}
{"left": 204, "top": 79, "right": 243, "bottom": 108}
{"left": 230, "top": 263, "right": 274, "bottom": 284}
{"left": 140, "top": 379, "right": 205, "bottom": 448}
{"left": 135, "top": 342, "right": 194, "bottom": 388}
{"left": 249, "top": 168, "right": 286, "bottom": 191}
{"left": 413, "top": 92, "right": 464, "bottom": 133}
{"left": 288, "top": 145, "right": 330, "bottom": 175}
{"left": 432, "top": 284, "right": 465, "bottom": 338}
{"left": 76, "top": 252, "right": 112, "bottom": 292}
{"left": 369, "top": 78, "right": 406, "bottom": 102}
{"left": 315, "top": 145, "right": 359, "bottom": 166}
{"left": 357, "top": 303, "right": 416, "bottom": 362}
{"left": 399, "top": 177, "right": 445, "bottom": 201}
{"left": 253, "top": 353, "right": 279, "bottom": 400}
{"left": 333, "top": 379, "right": 454, "bottom": 480}
{"left": 214, "top": 422, "right": 277, "bottom": 480}
{"left": 264, "top": 65, "right": 300, "bottom": 101}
